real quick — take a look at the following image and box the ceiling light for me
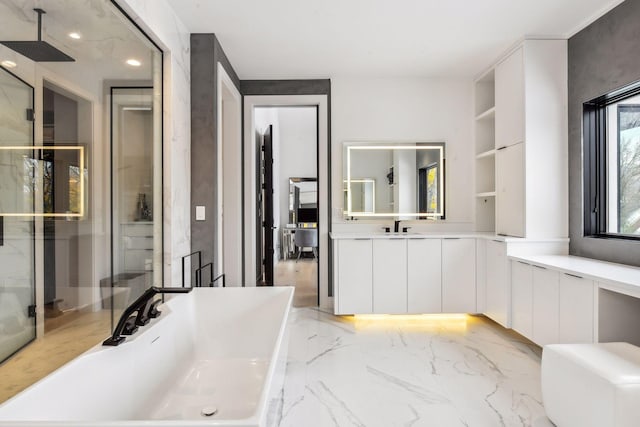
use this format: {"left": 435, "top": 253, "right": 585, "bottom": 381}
{"left": 126, "top": 58, "right": 141, "bottom": 67}
{"left": 1, "top": 60, "right": 17, "bottom": 68}
{"left": 68, "top": 32, "right": 81, "bottom": 40}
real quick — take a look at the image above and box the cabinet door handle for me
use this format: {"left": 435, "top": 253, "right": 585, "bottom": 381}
{"left": 497, "top": 146, "right": 507, "bottom": 151}
{"left": 492, "top": 239, "right": 502, "bottom": 242}
{"left": 532, "top": 264, "right": 546, "bottom": 270}
{"left": 443, "top": 237, "right": 460, "bottom": 240}
{"left": 517, "top": 261, "right": 530, "bottom": 265}
{"left": 564, "top": 272, "right": 583, "bottom": 279}
{"left": 354, "top": 238, "right": 370, "bottom": 241}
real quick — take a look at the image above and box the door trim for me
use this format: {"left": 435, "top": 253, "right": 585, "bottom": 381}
{"left": 216, "top": 63, "right": 242, "bottom": 285}
{"left": 243, "top": 95, "right": 331, "bottom": 309}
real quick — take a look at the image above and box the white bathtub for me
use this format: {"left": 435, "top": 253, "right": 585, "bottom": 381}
{"left": 0, "top": 286, "right": 294, "bottom": 427}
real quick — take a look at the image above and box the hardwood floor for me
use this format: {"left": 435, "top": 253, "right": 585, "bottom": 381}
{"left": 0, "top": 310, "right": 111, "bottom": 403}
{"left": 275, "top": 258, "right": 318, "bottom": 307}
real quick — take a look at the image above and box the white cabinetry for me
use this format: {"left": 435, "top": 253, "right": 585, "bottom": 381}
{"left": 336, "top": 239, "right": 372, "bottom": 314}
{"left": 558, "top": 273, "right": 594, "bottom": 344}
{"left": 495, "top": 47, "right": 524, "bottom": 148}
{"left": 121, "top": 222, "right": 153, "bottom": 272}
{"left": 407, "top": 239, "right": 442, "bottom": 313}
{"left": 510, "top": 259, "right": 595, "bottom": 347}
{"left": 332, "top": 236, "right": 477, "bottom": 315}
{"left": 511, "top": 260, "right": 533, "bottom": 338}
{"left": 373, "top": 239, "right": 407, "bottom": 314}
{"left": 496, "top": 143, "right": 525, "bottom": 237}
{"left": 442, "top": 238, "right": 477, "bottom": 313}
{"left": 485, "top": 240, "right": 509, "bottom": 327}
{"left": 474, "top": 69, "right": 497, "bottom": 232}
{"left": 475, "top": 39, "right": 567, "bottom": 239}
{"left": 532, "top": 266, "right": 559, "bottom": 346}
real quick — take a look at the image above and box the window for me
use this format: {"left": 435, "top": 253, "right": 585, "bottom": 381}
{"left": 584, "top": 82, "right": 640, "bottom": 238}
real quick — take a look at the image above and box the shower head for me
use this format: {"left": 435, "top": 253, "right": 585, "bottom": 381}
{"left": 0, "top": 9, "right": 75, "bottom": 62}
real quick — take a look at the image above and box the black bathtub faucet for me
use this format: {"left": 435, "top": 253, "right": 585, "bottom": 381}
{"left": 103, "top": 286, "right": 192, "bottom": 346}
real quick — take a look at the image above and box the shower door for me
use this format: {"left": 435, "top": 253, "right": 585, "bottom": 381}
{"left": 0, "top": 66, "right": 36, "bottom": 363}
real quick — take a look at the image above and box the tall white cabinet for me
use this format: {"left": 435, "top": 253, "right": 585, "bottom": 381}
{"left": 475, "top": 39, "right": 567, "bottom": 239}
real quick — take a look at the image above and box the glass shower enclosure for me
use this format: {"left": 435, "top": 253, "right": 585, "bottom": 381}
{"left": 0, "top": 66, "right": 36, "bottom": 362}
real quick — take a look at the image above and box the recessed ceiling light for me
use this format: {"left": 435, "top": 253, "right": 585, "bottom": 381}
{"left": 68, "top": 32, "right": 81, "bottom": 40}
{"left": 126, "top": 59, "right": 141, "bottom": 67}
{"left": 1, "top": 60, "right": 17, "bottom": 68}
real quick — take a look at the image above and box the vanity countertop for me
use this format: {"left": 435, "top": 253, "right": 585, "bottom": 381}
{"left": 509, "top": 254, "right": 640, "bottom": 298}
{"left": 329, "top": 231, "right": 569, "bottom": 243}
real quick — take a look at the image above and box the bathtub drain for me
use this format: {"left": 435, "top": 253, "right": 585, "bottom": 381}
{"left": 201, "top": 406, "right": 218, "bottom": 417}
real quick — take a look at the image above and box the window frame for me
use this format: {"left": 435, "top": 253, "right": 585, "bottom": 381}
{"left": 584, "top": 80, "right": 640, "bottom": 240}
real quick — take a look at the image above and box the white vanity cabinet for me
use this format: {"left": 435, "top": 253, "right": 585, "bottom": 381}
{"left": 558, "top": 273, "right": 594, "bottom": 344}
{"left": 442, "top": 238, "right": 477, "bottom": 313}
{"left": 407, "top": 239, "right": 442, "bottom": 313}
{"left": 485, "top": 239, "right": 509, "bottom": 327}
{"left": 335, "top": 239, "right": 373, "bottom": 315}
{"left": 511, "top": 260, "right": 533, "bottom": 338}
{"left": 532, "top": 265, "right": 559, "bottom": 346}
{"left": 510, "top": 258, "right": 596, "bottom": 347}
{"left": 373, "top": 239, "right": 407, "bottom": 314}
{"left": 332, "top": 235, "right": 476, "bottom": 315}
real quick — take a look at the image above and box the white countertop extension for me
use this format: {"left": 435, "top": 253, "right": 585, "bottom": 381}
{"left": 509, "top": 254, "right": 640, "bottom": 298}
{"left": 329, "top": 231, "right": 569, "bottom": 243}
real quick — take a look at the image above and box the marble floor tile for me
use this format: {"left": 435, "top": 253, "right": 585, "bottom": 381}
{"left": 278, "top": 308, "right": 551, "bottom": 427}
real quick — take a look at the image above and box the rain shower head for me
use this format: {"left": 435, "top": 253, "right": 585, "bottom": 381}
{"left": 0, "top": 9, "right": 75, "bottom": 62}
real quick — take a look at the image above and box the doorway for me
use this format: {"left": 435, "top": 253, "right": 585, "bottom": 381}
{"left": 41, "top": 82, "right": 94, "bottom": 333}
{"left": 254, "top": 106, "right": 318, "bottom": 306}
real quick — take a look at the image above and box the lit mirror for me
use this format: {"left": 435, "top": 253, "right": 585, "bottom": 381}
{"left": 343, "top": 142, "right": 445, "bottom": 219}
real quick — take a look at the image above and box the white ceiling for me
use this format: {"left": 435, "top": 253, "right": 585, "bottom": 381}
{"left": 0, "top": 0, "right": 157, "bottom": 81}
{"left": 167, "top": 0, "right": 624, "bottom": 79}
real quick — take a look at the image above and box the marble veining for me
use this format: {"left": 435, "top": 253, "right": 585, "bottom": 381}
{"left": 277, "top": 308, "right": 552, "bottom": 427}
{"left": 119, "top": 0, "right": 192, "bottom": 285}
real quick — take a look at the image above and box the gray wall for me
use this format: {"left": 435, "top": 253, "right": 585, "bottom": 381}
{"left": 569, "top": 0, "right": 640, "bottom": 265}
{"left": 190, "top": 34, "right": 240, "bottom": 276}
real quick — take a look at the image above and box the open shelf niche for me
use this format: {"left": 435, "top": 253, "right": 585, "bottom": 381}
{"left": 474, "top": 68, "right": 496, "bottom": 232}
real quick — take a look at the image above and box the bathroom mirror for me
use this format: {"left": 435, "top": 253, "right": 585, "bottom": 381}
{"left": 343, "top": 142, "right": 445, "bottom": 219}
{"left": 289, "top": 177, "right": 317, "bottom": 224}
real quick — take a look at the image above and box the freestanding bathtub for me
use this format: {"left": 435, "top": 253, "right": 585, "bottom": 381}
{"left": 0, "top": 286, "right": 294, "bottom": 427}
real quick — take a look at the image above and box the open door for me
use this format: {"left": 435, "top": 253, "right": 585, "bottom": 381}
{"left": 255, "top": 130, "right": 263, "bottom": 283}
{"left": 260, "top": 125, "right": 274, "bottom": 285}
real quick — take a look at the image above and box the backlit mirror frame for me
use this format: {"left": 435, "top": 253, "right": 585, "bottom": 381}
{"left": 344, "top": 142, "right": 445, "bottom": 219}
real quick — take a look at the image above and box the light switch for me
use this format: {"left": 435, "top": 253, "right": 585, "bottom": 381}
{"left": 196, "top": 206, "right": 206, "bottom": 221}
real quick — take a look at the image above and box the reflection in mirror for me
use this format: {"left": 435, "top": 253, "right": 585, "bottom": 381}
{"left": 343, "top": 142, "right": 445, "bottom": 219}
{"left": 343, "top": 179, "right": 375, "bottom": 214}
{"left": 289, "top": 177, "right": 317, "bottom": 226}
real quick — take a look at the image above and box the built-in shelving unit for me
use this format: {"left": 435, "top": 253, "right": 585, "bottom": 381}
{"left": 474, "top": 68, "right": 496, "bottom": 232}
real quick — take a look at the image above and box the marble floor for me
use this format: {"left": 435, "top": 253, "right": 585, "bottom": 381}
{"left": 274, "top": 308, "right": 552, "bottom": 427}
